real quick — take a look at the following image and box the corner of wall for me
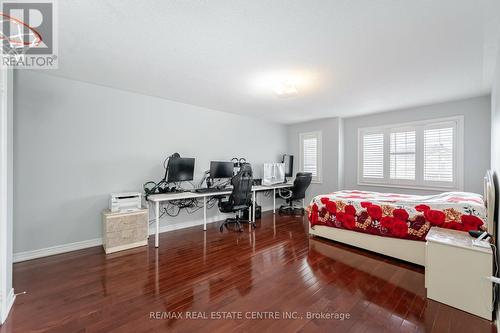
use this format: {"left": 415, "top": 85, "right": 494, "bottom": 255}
{"left": 1, "top": 288, "right": 15, "bottom": 324}
{"left": 338, "top": 117, "right": 344, "bottom": 190}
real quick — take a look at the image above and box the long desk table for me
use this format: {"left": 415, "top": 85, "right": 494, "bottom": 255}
{"left": 147, "top": 183, "right": 294, "bottom": 247}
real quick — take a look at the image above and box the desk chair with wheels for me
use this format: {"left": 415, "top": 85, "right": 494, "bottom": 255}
{"left": 218, "top": 164, "right": 254, "bottom": 232}
{"left": 278, "top": 172, "right": 312, "bottom": 215}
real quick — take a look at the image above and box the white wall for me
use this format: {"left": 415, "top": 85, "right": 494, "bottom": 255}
{"left": 287, "top": 118, "right": 342, "bottom": 203}
{"left": 13, "top": 71, "right": 288, "bottom": 254}
{"left": 343, "top": 96, "right": 491, "bottom": 195}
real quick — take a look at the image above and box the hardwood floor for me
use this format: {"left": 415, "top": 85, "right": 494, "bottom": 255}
{"left": 1, "top": 212, "right": 496, "bottom": 332}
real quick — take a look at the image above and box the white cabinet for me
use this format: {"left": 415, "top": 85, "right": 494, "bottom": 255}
{"left": 102, "top": 209, "right": 149, "bottom": 254}
{"left": 426, "top": 227, "right": 493, "bottom": 320}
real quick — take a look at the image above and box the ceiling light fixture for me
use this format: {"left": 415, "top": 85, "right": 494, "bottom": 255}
{"left": 274, "top": 81, "right": 298, "bottom": 97}
{"left": 251, "top": 70, "right": 316, "bottom": 98}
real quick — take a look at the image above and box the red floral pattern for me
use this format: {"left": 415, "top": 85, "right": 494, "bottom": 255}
{"left": 308, "top": 190, "right": 487, "bottom": 241}
{"left": 380, "top": 216, "right": 393, "bottom": 230}
{"left": 325, "top": 201, "right": 337, "bottom": 215}
{"left": 342, "top": 214, "right": 356, "bottom": 230}
{"left": 367, "top": 205, "right": 382, "bottom": 220}
{"left": 461, "top": 215, "right": 484, "bottom": 231}
{"left": 415, "top": 204, "right": 430, "bottom": 212}
{"left": 344, "top": 205, "right": 356, "bottom": 216}
{"left": 391, "top": 219, "right": 408, "bottom": 238}
{"left": 424, "top": 210, "right": 446, "bottom": 227}
{"left": 393, "top": 208, "right": 409, "bottom": 221}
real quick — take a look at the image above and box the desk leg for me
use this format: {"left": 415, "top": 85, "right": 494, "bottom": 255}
{"left": 203, "top": 196, "right": 207, "bottom": 231}
{"left": 155, "top": 201, "right": 160, "bottom": 248}
{"left": 252, "top": 191, "right": 256, "bottom": 222}
{"left": 273, "top": 188, "right": 276, "bottom": 214}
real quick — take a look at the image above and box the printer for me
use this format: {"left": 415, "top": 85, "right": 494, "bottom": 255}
{"left": 109, "top": 192, "right": 142, "bottom": 213}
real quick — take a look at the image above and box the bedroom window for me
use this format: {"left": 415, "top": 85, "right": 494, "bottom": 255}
{"left": 362, "top": 133, "right": 384, "bottom": 179}
{"left": 390, "top": 130, "right": 416, "bottom": 180}
{"left": 358, "top": 116, "right": 463, "bottom": 190}
{"left": 299, "top": 131, "right": 322, "bottom": 183}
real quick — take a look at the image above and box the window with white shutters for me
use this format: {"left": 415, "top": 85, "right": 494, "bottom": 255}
{"left": 362, "top": 133, "right": 384, "bottom": 179}
{"left": 358, "top": 117, "right": 463, "bottom": 190}
{"left": 299, "top": 131, "right": 322, "bottom": 182}
{"left": 424, "top": 127, "right": 454, "bottom": 182}
{"left": 390, "top": 131, "right": 416, "bottom": 180}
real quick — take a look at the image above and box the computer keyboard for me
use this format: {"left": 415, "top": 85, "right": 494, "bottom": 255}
{"left": 194, "top": 187, "right": 230, "bottom": 194}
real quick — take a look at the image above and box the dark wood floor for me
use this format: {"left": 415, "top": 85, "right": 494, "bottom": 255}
{"left": 1, "top": 212, "right": 496, "bottom": 333}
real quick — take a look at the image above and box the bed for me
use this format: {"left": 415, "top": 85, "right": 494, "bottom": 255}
{"left": 308, "top": 171, "right": 496, "bottom": 266}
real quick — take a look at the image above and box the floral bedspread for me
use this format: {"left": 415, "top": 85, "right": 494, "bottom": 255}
{"left": 307, "top": 190, "right": 487, "bottom": 241}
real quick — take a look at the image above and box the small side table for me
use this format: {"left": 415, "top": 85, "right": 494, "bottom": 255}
{"left": 102, "top": 208, "right": 149, "bottom": 254}
{"left": 425, "top": 227, "right": 493, "bottom": 320}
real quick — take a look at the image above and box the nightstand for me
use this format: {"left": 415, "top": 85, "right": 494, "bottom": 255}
{"left": 425, "top": 227, "right": 493, "bottom": 320}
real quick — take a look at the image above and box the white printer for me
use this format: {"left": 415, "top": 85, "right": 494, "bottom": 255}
{"left": 109, "top": 192, "right": 142, "bottom": 213}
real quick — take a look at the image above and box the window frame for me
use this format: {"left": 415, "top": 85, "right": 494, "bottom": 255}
{"left": 357, "top": 116, "right": 464, "bottom": 191}
{"left": 299, "top": 131, "right": 322, "bottom": 183}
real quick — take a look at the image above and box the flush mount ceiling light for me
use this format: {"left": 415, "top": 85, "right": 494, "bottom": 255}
{"left": 250, "top": 70, "right": 316, "bottom": 98}
{"left": 274, "top": 81, "right": 298, "bottom": 97}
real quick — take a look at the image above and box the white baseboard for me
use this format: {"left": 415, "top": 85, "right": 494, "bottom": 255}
{"left": 1, "top": 288, "right": 15, "bottom": 324}
{"left": 13, "top": 238, "right": 103, "bottom": 263}
{"left": 13, "top": 206, "right": 275, "bottom": 263}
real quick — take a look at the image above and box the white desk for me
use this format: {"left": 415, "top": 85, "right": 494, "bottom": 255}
{"left": 147, "top": 182, "right": 294, "bottom": 247}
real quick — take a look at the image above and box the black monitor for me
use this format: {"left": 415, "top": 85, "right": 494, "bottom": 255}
{"left": 210, "top": 161, "right": 234, "bottom": 179}
{"left": 167, "top": 157, "right": 195, "bottom": 182}
{"left": 283, "top": 154, "right": 294, "bottom": 178}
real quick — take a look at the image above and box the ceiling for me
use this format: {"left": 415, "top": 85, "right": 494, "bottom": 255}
{"left": 43, "top": 0, "right": 500, "bottom": 123}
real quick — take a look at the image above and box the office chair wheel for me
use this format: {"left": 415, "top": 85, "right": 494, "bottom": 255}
{"left": 219, "top": 219, "right": 244, "bottom": 232}
{"left": 236, "top": 221, "right": 243, "bottom": 232}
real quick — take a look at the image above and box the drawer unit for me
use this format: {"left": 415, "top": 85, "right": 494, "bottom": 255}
{"left": 102, "top": 209, "right": 148, "bottom": 254}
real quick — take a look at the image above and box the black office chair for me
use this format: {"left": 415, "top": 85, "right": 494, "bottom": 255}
{"left": 218, "top": 164, "right": 254, "bottom": 232}
{"left": 278, "top": 172, "right": 312, "bottom": 215}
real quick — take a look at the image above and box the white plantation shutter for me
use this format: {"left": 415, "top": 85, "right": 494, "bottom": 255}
{"left": 424, "top": 127, "right": 454, "bottom": 182}
{"left": 300, "top": 131, "right": 322, "bottom": 182}
{"left": 358, "top": 117, "right": 462, "bottom": 190}
{"left": 303, "top": 138, "right": 317, "bottom": 176}
{"left": 362, "top": 133, "right": 384, "bottom": 179}
{"left": 390, "top": 131, "right": 416, "bottom": 180}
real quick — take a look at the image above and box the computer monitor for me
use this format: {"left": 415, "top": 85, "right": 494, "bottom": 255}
{"left": 167, "top": 157, "right": 195, "bottom": 182}
{"left": 282, "top": 154, "right": 294, "bottom": 178}
{"left": 210, "top": 161, "right": 234, "bottom": 179}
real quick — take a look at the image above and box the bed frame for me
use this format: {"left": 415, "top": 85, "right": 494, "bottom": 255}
{"left": 309, "top": 171, "right": 497, "bottom": 266}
